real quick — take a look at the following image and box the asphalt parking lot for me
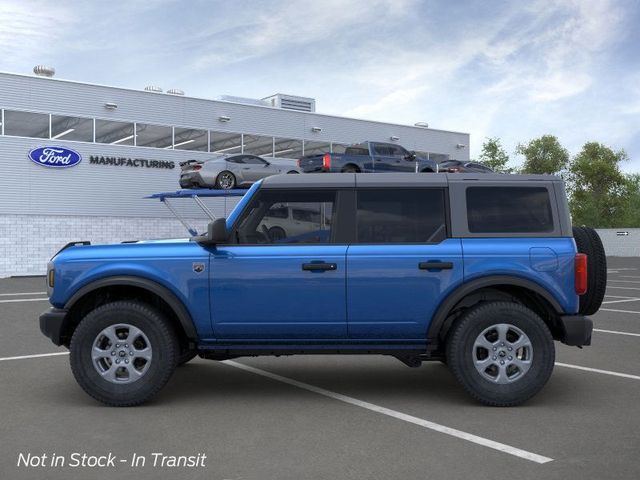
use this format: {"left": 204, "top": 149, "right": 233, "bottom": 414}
{"left": 1, "top": 258, "right": 639, "bottom": 480}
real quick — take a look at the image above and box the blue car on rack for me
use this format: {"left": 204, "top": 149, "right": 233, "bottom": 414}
{"left": 39, "top": 173, "right": 606, "bottom": 407}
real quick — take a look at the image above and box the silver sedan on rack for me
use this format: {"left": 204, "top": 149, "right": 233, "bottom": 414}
{"left": 179, "top": 154, "right": 300, "bottom": 189}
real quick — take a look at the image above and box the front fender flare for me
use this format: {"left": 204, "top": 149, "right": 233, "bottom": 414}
{"left": 65, "top": 275, "right": 198, "bottom": 341}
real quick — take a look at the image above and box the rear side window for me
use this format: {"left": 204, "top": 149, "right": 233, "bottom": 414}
{"left": 345, "top": 147, "right": 369, "bottom": 156}
{"left": 356, "top": 189, "right": 447, "bottom": 243}
{"left": 466, "top": 187, "right": 554, "bottom": 233}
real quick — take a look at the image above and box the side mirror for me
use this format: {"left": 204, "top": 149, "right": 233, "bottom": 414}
{"left": 405, "top": 151, "right": 416, "bottom": 161}
{"left": 196, "top": 218, "right": 229, "bottom": 245}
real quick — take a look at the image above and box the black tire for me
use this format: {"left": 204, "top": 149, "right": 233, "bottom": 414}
{"left": 287, "top": 170, "right": 299, "bottom": 174}
{"left": 446, "top": 302, "right": 555, "bottom": 407}
{"left": 268, "top": 226, "right": 287, "bottom": 241}
{"left": 215, "top": 171, "right": 236, "bottom": 189}
{"left": 177, "top": 349, "right": 198, "bottom": 366}
{"left": 341, "top": 165, "right": 359, "bottom": 173}
{"left": 573, "top": 226, "right": 607, "bottom": 315}
{"left": 70, "top": 301, "right": 178, "bottom": 407}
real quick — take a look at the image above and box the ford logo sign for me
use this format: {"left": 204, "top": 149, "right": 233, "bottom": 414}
{"left": 28, "top": 146, "right": 82, "bottom": 168}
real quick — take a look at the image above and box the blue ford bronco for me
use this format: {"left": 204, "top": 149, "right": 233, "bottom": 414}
{"left": 39, "top": 173, "right": 606, "bottom": 407}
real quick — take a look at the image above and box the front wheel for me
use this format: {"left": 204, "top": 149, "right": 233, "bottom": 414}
{"left": 446, "top": 302, "right": 555, "bottom": 406}
{"left": 70, "top": 301, "right": 178, "bottom": 407}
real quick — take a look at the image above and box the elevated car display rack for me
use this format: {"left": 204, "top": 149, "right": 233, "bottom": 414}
{"left": 145, "top": 189, "right": 246, "bottom": 236}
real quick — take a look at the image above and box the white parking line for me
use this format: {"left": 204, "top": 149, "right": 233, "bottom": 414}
{"left": 608, "top": 279, "right": 640, "bottom": 284}
{"left": 606, "top": 286, "right": 640, "bottom": 291}
{"left": 0, "top": 292, "right": 47, "bottom": 296}
{"left": 600, "top": 308, "right": 640, "bottom": 314}
{"left": 602, "top": 298, "right": 640, "bottom": 305}
{"left": 556, "top": 363, "right": 640, "bottom": 381}
{"left": 0, "top": 352, "right": 68, "bottom": 362}
{"left": 0, "top": 298, "right": 49, "bottom": 304}
{"left": 594, "top": 328, "right": 640, "bottom": 338}
{"left": 223, "top": 360, "right": 553, "bottom": 464}
{"left": 617, "top": 275, "right": 640, "bottom": 279}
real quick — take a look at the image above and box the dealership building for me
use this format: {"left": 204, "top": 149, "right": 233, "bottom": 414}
{"left": 0, "top": 68, "right": 470, "bottom": 277}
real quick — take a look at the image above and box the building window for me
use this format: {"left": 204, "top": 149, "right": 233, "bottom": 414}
{"left": 136, "top": 123, "right": 172, "bottom": 149}
{"left": 243, "top": 134, "right": 274, "bottom": 156}
{"left": 51, "top": 115, "right": 93, "bottom": 142}
{"left": 210, "top": 131, "right": 243, "bottom": 154}
{"left": 173, "top": 127, "right": 208, "bottom": 151}
{"left": 3, "top": 110, "right": 49, "bottom": 138}
{"left": 303, "top": 140, "right": 331, "bottom": 156}
{"left": 95, "top": 119, "right": 135, "bottom": 145}
{"left": 273, "top": 137, "right": 303, "bottom": 159}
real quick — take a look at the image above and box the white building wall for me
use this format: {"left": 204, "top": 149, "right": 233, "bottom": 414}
{"left": 0, "top": 213, "right": 226, "bottom": 277}
{"left": 595, "top": 229, "right": 640, "bottom": 257}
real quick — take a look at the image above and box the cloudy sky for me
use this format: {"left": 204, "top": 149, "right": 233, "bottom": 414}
{"left": 1, "top": 0, "right": 639, "bottom": 170}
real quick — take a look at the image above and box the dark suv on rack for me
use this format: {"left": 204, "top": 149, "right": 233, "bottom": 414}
{"left": 40, "top": 173, "right": 606, "bottom": 407}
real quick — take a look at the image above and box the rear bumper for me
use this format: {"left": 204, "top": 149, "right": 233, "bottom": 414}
{"left": 558, "top": 314, "right": 593, "bottom": 346}
{"left": 39, "top": 308, "right": 69, "bottom": 346}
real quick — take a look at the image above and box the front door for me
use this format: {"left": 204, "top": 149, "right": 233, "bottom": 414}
{"left": 346, "top": 188, "right": 463, "bottom": 339}
{"left": 210, "top": 188, "right": 348, "bottom": 340}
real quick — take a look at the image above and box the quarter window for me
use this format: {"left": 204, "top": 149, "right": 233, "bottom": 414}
{"left": 236, "top": 190, "right": 335, "bottom": 244}
{"left": 466, "top": 187, "right": 554, "bottom": 233}
{"left": 356, "top": 189, "right": 447, "bottom": 243}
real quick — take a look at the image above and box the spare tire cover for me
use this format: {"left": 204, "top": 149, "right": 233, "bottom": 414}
{"left": 572, "top": 226, "right": 607, "bottom": 315}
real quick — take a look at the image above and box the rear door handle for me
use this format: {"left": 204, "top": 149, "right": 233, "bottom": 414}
{"left": 302, "top": 262, "right": 337, "bottom": 271}
{"left": 419, "top": 261, "right": 453, "bottom": 270}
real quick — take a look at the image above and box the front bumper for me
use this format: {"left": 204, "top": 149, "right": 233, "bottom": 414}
{"left": 558, "top": 314, "right": 593, "bottom": 346}
{"left": 39, "top": 308, "right": 69, "bottom": 346}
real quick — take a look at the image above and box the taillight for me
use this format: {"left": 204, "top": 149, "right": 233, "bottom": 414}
{"left": 575, "top": 253, "right": 588, "bottom": 295}
{"left": 297, "top": 158, "right": 301, "bottom": 167}
{"left": 193, "top": 165, "right": 202, "bottom": 171}
{"left": 447, "top": 167, "right": 462, "bottom": 173}
{"left": 322, "top": 153, "right": 331, "bottom": 170}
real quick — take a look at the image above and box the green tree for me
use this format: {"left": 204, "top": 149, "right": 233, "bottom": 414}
{"left": 568, "top": 142, "right": 630, "bottom": 227}
{"left": 478, "top": 137, "right": 513, "bottom": 173}
{"left": 516, "top": 135, "right": 569, "bottom": 175}
{"left": 620, "top": 174, "right": 640, "bottom": 227}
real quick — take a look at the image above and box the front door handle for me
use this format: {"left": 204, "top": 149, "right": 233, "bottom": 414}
{"left": 419, "top": 261, "right": 453, "bottom": 270}
{"left": 302, "top": 262, "right": 337, "bottom": 271}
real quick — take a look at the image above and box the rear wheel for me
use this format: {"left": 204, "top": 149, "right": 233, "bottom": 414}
{"left": 341, "top": 165, "right": 359, "bottom": 173}
{"left": 446, "top": 302, "right": 555, "bottom": 406}
{"left": 573, "top": 226, "right": 607, "bottom": 315}
{"left": 287, "top": 170, "right": 299, "bottom": 174}
{"left": 70, "top": 301, "right": 178, "bottom": 407}
{"left": 215, "top": 171, "right": 236, "bottom": 189}
{"left": 268, "top": 226, "right": 287, "bottom": 241}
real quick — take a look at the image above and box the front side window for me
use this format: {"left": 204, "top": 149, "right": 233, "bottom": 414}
{"left": 356, "top": 189, "right": 447, "bottom": 243}
{"left": 236, "top": 190, "right": 335, "bottom": 244}
{"left": 242, "top": 155, "right": 268, "bottom": 165}
{"left": 466, "top": 187, "right": 554, "bottom": 233}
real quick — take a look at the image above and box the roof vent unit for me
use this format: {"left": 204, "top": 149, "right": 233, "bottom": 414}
{"left": 216, "top": 95, "right": 270, "bottom": 107}
{"left": 262, "top": 94, "right": 316, "bottom": 112}
{"left": 167, "top": 88, "right": 185, "bottom": 96}
{"left": 144, "top": 85, "right": 163, "bottom": 93}
{"left": 33, "top": 65, "right": 55, "bottom": 77}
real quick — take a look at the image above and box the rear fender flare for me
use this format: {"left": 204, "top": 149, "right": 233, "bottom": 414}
{"left": 427, "top": 275, "right": 563, "bottom": 342}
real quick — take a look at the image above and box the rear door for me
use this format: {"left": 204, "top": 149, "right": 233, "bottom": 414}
{"left": 210, "top": 188, "right": 350, "bottom": 339}
{"left": 346, "top": 187, "right": 463, "bottom": 339}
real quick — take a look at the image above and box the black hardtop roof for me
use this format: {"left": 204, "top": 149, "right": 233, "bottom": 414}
{"left": 260, "top": 172, "right": 562, "bottom": 189}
